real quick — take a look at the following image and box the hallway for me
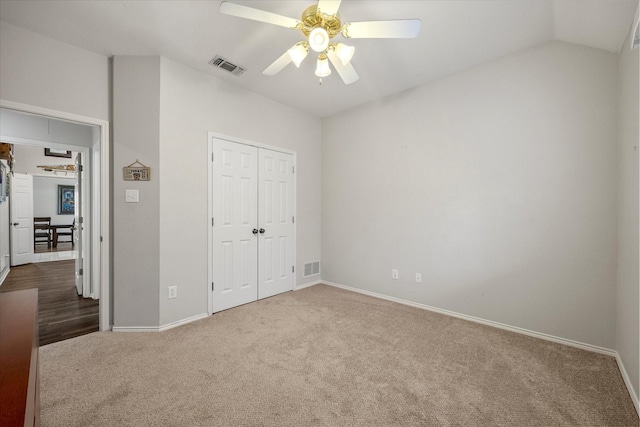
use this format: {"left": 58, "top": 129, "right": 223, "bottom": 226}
{"left": 0, "top": 259, "right": 98, "bottom": 345}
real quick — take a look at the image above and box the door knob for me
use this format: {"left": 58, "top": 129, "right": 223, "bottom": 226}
{"left": 12, "top": 222, "right": 19, "bottom": 226}
{"left": 252, "top": 228, "right": 259, "bottom": 235}
{"left": 259, "top": 228, "right": 265, "bottom": 234}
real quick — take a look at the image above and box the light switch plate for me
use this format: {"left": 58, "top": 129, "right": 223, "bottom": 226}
{"left": 125, "top": 189, "right": 139, "bottom": 203}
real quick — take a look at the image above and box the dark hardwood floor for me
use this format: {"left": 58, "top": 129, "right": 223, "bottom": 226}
{"left": 0, "top": 259, "right": 99, "bottom": 346}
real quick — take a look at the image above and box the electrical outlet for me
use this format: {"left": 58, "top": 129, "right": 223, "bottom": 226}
{"left": 168, "top": 286, "right": 177, "bottom": 299}
{"left": 415, "top": 273, "right": 422, "bottom": 283}
{"left": 392, "top": 269, "right": 399, "bottom": 280}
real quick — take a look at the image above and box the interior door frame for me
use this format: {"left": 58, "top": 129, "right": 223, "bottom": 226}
{"left": 207, "top": 132, "right": 297, "bottom": 316}
{"left": 0, "top": 99, "right": 111, "bottom": 331}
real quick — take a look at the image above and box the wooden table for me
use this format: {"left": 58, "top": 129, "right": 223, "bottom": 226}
{"left": 49, "top": 224, "right": 73, "bottom": 248}
{"left": 0, "top": 289, "right": 40, "bottom": 427}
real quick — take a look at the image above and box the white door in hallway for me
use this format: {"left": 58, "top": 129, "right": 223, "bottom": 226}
{"left": 9, "top": 173, "right": 33, "bottom": 266}
{"left": 210, "top": 137, "right": 295, "bottom": 313}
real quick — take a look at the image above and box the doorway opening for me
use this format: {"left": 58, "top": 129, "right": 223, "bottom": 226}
{"left": 0, "top": 100, "right": 110, "bottom": 336}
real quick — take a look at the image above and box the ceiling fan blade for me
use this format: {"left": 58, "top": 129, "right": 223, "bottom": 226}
{"left": 262, "top": 50, "right": 293, "bottom": 76}
{"left": 220, "top": 2, "right": 300, "bottom": 29}
{"left": 317, "top": 0, "right": 342, "bottom": 16}
{"left": 327, "top": 51, "right": 359, "bottom": 85}
{"left": 343, "top": 19, "right": 421, "bottom": 38}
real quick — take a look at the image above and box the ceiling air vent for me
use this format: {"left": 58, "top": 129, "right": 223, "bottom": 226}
{"left": 209, "top": 55, "right": 245, "bottom": 76}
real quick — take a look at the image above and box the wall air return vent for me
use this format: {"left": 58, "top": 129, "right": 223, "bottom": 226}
{"left": 303, "top": 261, "right": 320, "bottom": 278}
{"left": 209, "top": 55, "right": 246, "bottom": 76}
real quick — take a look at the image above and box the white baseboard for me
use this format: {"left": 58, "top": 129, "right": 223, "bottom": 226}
{"left": 324, "top": 280, "right": 616, "bottom": 355}
{"left": 294, "top": 279, "right": 321, "bottom": 291}
{"left": 615, "top": 352, "right": 640, "bottom": 415}
{"left": 112, "top": 313, "right": 209, "bottom": 333}
{"left": 323, "top": 281, "right": 640, "bottom": 415}
{"left": 0, "top": 267, "right": 9, "bottom": 286}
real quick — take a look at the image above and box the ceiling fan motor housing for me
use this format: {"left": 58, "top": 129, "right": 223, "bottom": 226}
{"left": 300, "top": 5, "right": 342, "bottom": 41}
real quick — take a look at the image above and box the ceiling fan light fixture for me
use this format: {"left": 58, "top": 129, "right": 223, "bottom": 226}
{"left": 309, "top": 27, "right": 330, "bottom": 52}
{"left": 333, "top": 43, "right": 355, "bottom": 65}
{"left": 315, "top": 54, "right": 331, "bottom": 77}
{"left": 288, "top": 43, "right": 309, "bottom": 68}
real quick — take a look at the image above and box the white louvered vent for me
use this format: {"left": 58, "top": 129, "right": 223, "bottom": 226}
{"left": 209, "top": 55, "right": 246, "bottom": 76}
{"left": 303, "top": 261, "right": 320, "bottom": 278}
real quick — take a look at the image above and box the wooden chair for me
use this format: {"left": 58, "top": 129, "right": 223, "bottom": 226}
{"left": 55, "top": 218, "right": 75, "bottom": 247}
{"left": 33, "top": 217, "right": 52, "bottom": 249}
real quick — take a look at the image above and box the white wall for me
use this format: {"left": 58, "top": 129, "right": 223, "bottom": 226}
{"left": 112, "top": 56, "right": 161, "bottom": 328}
{"left": 157, "top": 57, "right": 322, "bottom": 326}
{"left": 0, "top": 108, "right": 95, "bottom": 148}
{"left": 0, "top": 22, "right": 109, "bottom": 121}
{"left": 111, "top": 56, "right": 322, "bottom": 328}
{"left": 33, "top": 175, "right": 76, "bottom": 225}
{"left": 322, "top": 41, "right": 619, "bottom": 349}
{"left": 12, "top": 144, "right": 77, "bottom": 176}
{"left": 616, "top": 14, "right": 640, "bottom": 402}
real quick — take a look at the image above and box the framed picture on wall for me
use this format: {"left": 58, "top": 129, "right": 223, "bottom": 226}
{"left": 58, "top": 185, "right": 75, "bottom": 215}
{"left": 45, "top": 148, "right": 72, "bottom": 158}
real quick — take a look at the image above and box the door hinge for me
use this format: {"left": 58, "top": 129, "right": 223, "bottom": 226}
{"left": 212, "top": 217, "right": 215, "bottom": 226}
{"left": 78, "top": 268, "right": 84, "bottom": 276}
{"left": 78, "top": 165, "right": 84, "bottom": 172}
{"left": 292, "top": 266, "right": 295, "bottom": 273}
{"left": 212, "top": 282, "right": 214, "bottom": 291}
{"left": 292, "top": 166, "right": 295, "bottom": 174}
{"left": 100, "top": 236, "right": 103, "bottom": 242}
{"left": 292, "top": 216, "right": 295, "bottom": 224}
{"left": 212, "top": 153, "right": 214, "bottom": 162}
{"left": 78, "top": 216, "right": 84, "bottom": 224}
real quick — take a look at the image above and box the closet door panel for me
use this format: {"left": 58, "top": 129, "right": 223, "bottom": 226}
{"left": 258, "top": 149, "right": 294, "bottom": 299}
{"left": 211, "top": 139, "right": 259, "bottom": 313}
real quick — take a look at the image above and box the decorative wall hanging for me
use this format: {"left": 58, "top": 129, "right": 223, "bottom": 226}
{"left": 37, "top": 164, "right": 76, "bottom": 176}
{"left": 58, "top": 185, "right": 75, "bottom": 215}
{"left": 123, "top": 160, "right": 151, "bottom": 181}
{"left": 45, "top": 148, "right": 72, "bottom": 158}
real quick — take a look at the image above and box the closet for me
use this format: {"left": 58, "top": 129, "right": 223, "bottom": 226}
{"left": 209, "top": 137, "right": 295, "bottom": 313}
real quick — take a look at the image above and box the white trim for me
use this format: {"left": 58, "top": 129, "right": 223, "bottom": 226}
{"left": 160, "top": 313, "right": 209, "bottom": 331}
{"left": 208, "top": 132, "right": 296, "bottom": 156}
{"left": 323, "top": 281, "right": 617, "bottom": 357}
{"left": 112, "top": 313, "right": 209, "bottom": 333}
{"left": 0, "top": 99, "right": 111, "bottom": 332}
{"left": 207, "top": 132, "right": 297, "bottom": 315}
{"left": 294, "top": 280, "right": 321, "bottom": 291}
{"left": 615, "top": 352, "right": 640, "bottom": 415}
{"left": 111, "top": 326, "right": 160, "bottom": 333}
{"left": 0, "top": 266, "right": 9, "bottom": 285}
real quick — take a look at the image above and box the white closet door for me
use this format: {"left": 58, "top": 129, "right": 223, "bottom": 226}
{"left": 211, "top": 139, "right": 259, "bottom": 313}
{"left": 258, "top": 149, "right": 294, "bottom": 299}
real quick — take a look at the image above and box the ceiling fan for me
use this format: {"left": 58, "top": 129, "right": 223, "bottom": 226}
{"left": 219, "top": 0, "right": 421, "bottom": 85}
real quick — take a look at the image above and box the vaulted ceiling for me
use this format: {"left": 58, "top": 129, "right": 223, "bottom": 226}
{"left": 0, "top": 0, "right": 637, "bottom": 117}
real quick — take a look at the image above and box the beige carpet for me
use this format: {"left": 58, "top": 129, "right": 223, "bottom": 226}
{"left": 40, "top": 284, "right": 638, "bottom": 426}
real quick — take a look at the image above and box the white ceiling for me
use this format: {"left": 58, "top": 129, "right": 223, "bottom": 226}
{"left": 0, "top": 0, "right": 637, "bottom": 118}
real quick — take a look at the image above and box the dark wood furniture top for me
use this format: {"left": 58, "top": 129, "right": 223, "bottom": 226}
{"left": 0, "top": 289, "right": 40, "bottom": 427}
